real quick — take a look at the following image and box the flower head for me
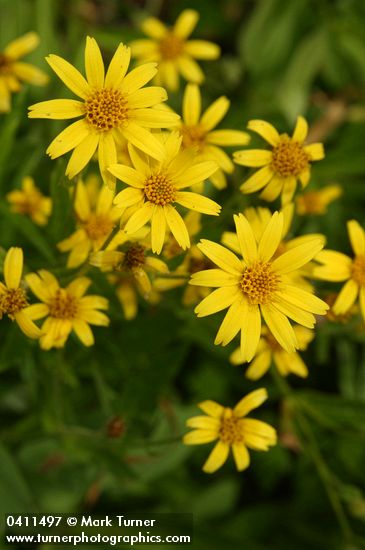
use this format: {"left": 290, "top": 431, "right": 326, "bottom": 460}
{"left": 130, "top": 10, "right": 220, "bottom": 91}
{"left": 0, "top": 32, "right": 48, "bottom": 112}
{"left": 25, "top": 271, "right": 109, "bottom": 349}
{"left": 183, "top": 389, "right": 276, "bottom": 473}
{"left": 0, "top": 248, "right": 42, "bottom": 338}
{"left": 7, "top": 176, "right": 52, "bottom": 225}
{"left": 230, "top": 325, "right": 314, "bottom": 380}
{"left": 190, "top": 211, "right": 328, "bottom": 362}
{"left": 109, "top": 132, "right": 221, "bottom": 254}
{"left": 314, "top": 220, "right": 365, "bottom": 323}
{"left": 234, "top": 117, "right": 324, "bottom": 204}
{"left": 28, "top": 37, "right": 179, "bottom": 188}
{"left": 296, "top": 184, "right": 342, "bottom": 215}
{"left": 58, "top": 175, "right": 121, "bottom": 268}
{"left": 172, "top": 84, "right": 250, "bottom": 189}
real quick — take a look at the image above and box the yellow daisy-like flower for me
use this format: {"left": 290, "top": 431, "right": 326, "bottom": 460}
{"left": 190, "top": 211, "right": 328, "bottom": 362}
{"left": 28, "top": 37, "right": 179, "bottom": 188}
{"left": 230, "top": 325, "right": 314, "bottom": 380}
{"left": 0, "top": 32, "right": 48, "bottom": 113}
{"left": 58, "top": 176, "right": 121, "bottom": 268}
{"left": 296, "top": 184, "right": 342, "bottom": 215}
{"left": 130, "top": 9, "right": 220, "bottom": 91}
{"left": 6, "top": 176, "right": 52, "bottom": 226}
{"left": 0, "top": 248, "right": 41, "bottom": 338}
{"left": 109, "top": 132, "right": 221, "bottom": 254}
{"left": 234, "top": 117, "right": 325, "bottom": 204}
{"left": 172, "top": 84, "right": 250, "bottom": 189}
{"left": 25, "top": 271, "right": 109, "bottom": 349}
{"left": 221, "top": 203, "right": 325, "bottom": 292}
{"left": 314, "top": 220, "right": 365, "bottom": 322}
{"left": 183, "top": 388, "right": 276, "bottom": 473}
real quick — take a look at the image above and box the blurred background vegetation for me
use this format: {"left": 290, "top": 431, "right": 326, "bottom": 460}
{"left": 1, "top": 0, "right": 365, "bottom": 548}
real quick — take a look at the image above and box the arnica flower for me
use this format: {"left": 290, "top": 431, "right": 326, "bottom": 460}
{"left": 90, "top": 229, "right": 168, "bottom": 319}
{"left": 190, "top": 211, "right": 328, "bottom": 362}
{"left": 28, "top": 37, "right": 179, "bottom": 188}
{"left": 130, "top": 9, "right": 220, "bottom": 91}
{"left": 0, "top": 248, "right": 41, "bottom": 338}
{"left": 0, "top": 32, "right": 48, "bottom": 113}
{"left": 296, "top": 184, "right": 342, "bottom": 216}
{"left": 314, "top": 220, "right": 365, "bottom": 322}
{"left": 25, "top": 271, "right": 109, "bottom": 349}
{"left": 234, "top": 117, "right": 325, "bottom": 204}
{"left": 230, "top": 325, "right": 314, "bottom": 380}
{"left": 6, "top": 176, "right": 52, "bottom": 226}
{"left": 58, "top": 176, "right": 121, "bottom": 268}
{"left": 109, "top": 133, "right": 221, "bottom": 254}
{"left": 173, "top": 84, "right": 250, "bottom": 189}
{"left": 183, "top": 388, "right": 276, "bottom": 473}
{"left": 221, "top": 203, "right": 325, "bottom": 292}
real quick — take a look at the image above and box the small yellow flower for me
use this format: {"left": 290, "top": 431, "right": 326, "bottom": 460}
{"left": 234, "top": 117, "right": 325, "bottom": 204}
{"left": 130, "top": 9, "right": 220, "bottom": 91}
{"left": 58, "top": 176, "right": 121, "bottom": 268}
{"left": 0, "top": 32, "right": 48, "bottom": 113}
{"left": 109, "top": 132, "right": 221, "bottom": 254}
{"left": 25, "top": 271, "right": 109, "bottom": 349}
{"left": 28, "top": 37, "right": 179, "bottom": 188}
{"left": 90, "top": 229, "right": 168, "bottom": 319}
{"left": 190, "top": 211, "right": 328, "bottom": 362}
{"left": 6, "top": 176, "right": 52, "bottom": 225}
{"left": 296, "top": 184, "right": 342, "bottom": 215}
{"left": 171, "top": 84, "right": 250, "bottom": 189}
{"left": 183, "top": 388, "right": 276, "bottom": 473}
{"left": 314, "top": 220, "right": 365, "bottom": 322}
{"left": 230, "top": 325, "right": 314, "bottom": 380}
{"left": 0, "top": 247, "right": 41, "bottom": 338}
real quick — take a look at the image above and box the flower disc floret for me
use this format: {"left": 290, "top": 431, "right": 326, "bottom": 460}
{"left": 240, "top": 262, "right": 278, "bottom": 305}
{"left": 123, "top": 244, "right": 146, "bottom": 270}
{"left": 219, "top": 411, "right": 244, "bottom": 444}
{"left": 271, "top": 136, "right": 309, "bottom": 177}
{"left": 48, "top": 289, "right": 78, "bottom": 319}
{"left": 351, "top": 255, "right": 365, "bottom": 286}
{"left": 159, "top": 34, "right": 184, "bottom": 59}
{"left": 0, "top": 288, "right": 28, "bottom": 316}
{"left": 85, "top": 89, "right": 129, "bottom": 131}
{"left": 144, "top": 172, "right": 176, "bottom": 205}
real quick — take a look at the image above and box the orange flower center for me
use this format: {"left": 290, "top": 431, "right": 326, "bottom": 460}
{"left": 240, "top": 262, "right": 278, "bottom": 305}
{"left": 0, "top": 288, "right": 28, "bottom": 316}
{"left": 351, "top": 255, "right": 365, "bottom": 287}
{"left": 0, "top": 53, "right": 10, "bottom": 73}
{"left": 159, "top": 33, "right": 184, "bottom": 59}
{"left": 219, "top": 410, "right": 244, "bottom": 444}
{"left": 122, "top": 244, "right": 146, "bottom": 270}
{"left": 271, "top": 136, "right": 309, "bottom": 177}
{"left": 84, "top": 214, "right": 115, "bottom": 242}
{"left": 85, "top": 89, "right": 129, "bottom": 131}
{"left": 49, "top": 289, "right": 78, "bottom": 319}
{"left": 144, "top": 172, "right": 176, "bottom": 205}
{"left": 180, "top": 124, "right": 206, "bottom": 151}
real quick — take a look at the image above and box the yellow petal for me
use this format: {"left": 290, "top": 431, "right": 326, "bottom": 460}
{"left": 151, "top": 206, "right": 166, "bottom": 254}
{"left": 232, "top": 443, "right": 250, "bottom": 471}
{"left": 72, "top": 319, "right": 94, "bottom": 346}
{"left": 261, "top": 304, "right": 297, "bottom": 353}
{"left": 200, "top": 96, "right": 229, "bottom": 132}
{"left": 208, "top": 129, "right": 250, "bottom": 146}
{"left": 66, "top": 133, "right": 99, "bottom": 179}
{"left": 198, "top": 400, "right": 224, "bottom": 417}
{"left": 173, "top": 161, "right": 217, "bottom": 189}
{"left": 292, "top": 116, "right": 308, "bottom": 142}
{"left": 198, "top": 239, "right": 242, "bottom": 275}
{"left": 333, "top": 279, "right": 359, "bottom": 315}
{"left": 173, "top": 9, "right": 199, "bottom": 38}
{"left": 105, "top": 43, "right": 131, "bottom": 88}
{"left": 12, "top": 62, "right": 48, "bottom": 85}
{"left": 4, "top": 32, "right": 39, "bottom": 59}
{"left": 183, "top": 429, "right": 218, "bottom": 445}
{"left": 240, "top": 304, "right": 261, "bottom": 362}
{"left": 186, "top": 416, "right": 220, "bottom": 430}
{"left": 28, "top": 98, "right": 85, "bottom": 119}
{"left": 14, "top": 311, "right": 42, "bottom": 339}
{"left": 272, "top": 238, "right": 324, "bottom": 274}
{"left": 141, "top": 17, "right": 168, "bottom": 39}
{"left": 132, "top": 107, "right": 180, "bottom": 128}
{"left": 202, "top": 441, "right": 230, "bottom": 473}
{"left": 23, "top": 303, "right": 49, "bottom": 320}
{"left": 98, "top": 132, "right": 117, "bottom": 189}
{"left": 159, "top": 61, "right": 179, "bottom": 91}
{"left": 259, "top": 175, "right": 283, "bottom": 201}
{"left": 183, "top": 83, "right": 201, "bottom": 125}
{"left": 175, "top": 192, "right": 221, "bottom": 216}
{"left": 116, "top": 283, "right": 138, "bottom": 320}
{"left": 279, "top": 285, "right": 329, "bottom": 315}
{"left": 128, "top": 86, "right": 167, "bottom": 108}
{"left": 184, "top": 40, "right": 220, "bottom": 59}
{"left": 233, "top": 213, "right": 258, "bottom": 264}
{"left": 257, "top": 211, "right": 283, "bottom": 262}
{"left": 124, "top": 202, "right": 155, "bottom": 234}
{"left": 121, "top": 62, "right": 157, "bottom": 94}
{"left": 281, "top": 177, "right": 296, "bottom": 205}
{"left": 4, "top": 247, "right": 23, "bottom": 289}
{"left": 248, "top": 120, "right": 280, "bottom": 146}
{"left": 190, "top": 269, "right": 240, "bottom": 287}
{"left": 215, "top": 298, "right": 247, "bottom": 346}
{"left": 111, "top": 164, "right": 145, "bottom": 189}
{"left": 234, "top": 149, "right": 272, "bottom": 167}
{"left": 113, "top": 187, "right": 142, "bottom": 208}
{"left": 46, "top": 54, "right": 90, "bottom": 99}
{"left": 347, "top": 219, "right": 365, "bottom": 256}
{"left": 85, "top": 36, "right": 105, "bottom": 88}
{"left": 177, "top": 55, "right": 204, "bottom": 84}
{"left": 233, "top": 388, "right": 268, "bottom": 417}
{"left": 46, "top": 119, "right": 90, "bottom": 159}
{"left": 245, "top": 350, "right": 272, "bottom": 380}
{"left": 195, "top": 286, "right": 240, "bottom": 317}
{"left": 164, "top": 204, "right": 190, "bottom": 250}
{"left": 239, "top": 165, "right": 273, "bottom": 194}
{"left": 304, "top": 142, "right": 325, "bottom": 161}
{"left": 122, "top": 122, "right": 164, "bottom": 161}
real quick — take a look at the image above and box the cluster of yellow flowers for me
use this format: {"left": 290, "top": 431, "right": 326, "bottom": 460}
{"left": 1, "top": 10, "right": 364, "bottom": 475}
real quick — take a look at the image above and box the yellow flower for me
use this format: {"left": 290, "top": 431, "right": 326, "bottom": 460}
{"left": 230, "top": 325, "right": 314, "bottom": 380}
{"left": 0, "top": 32, "right": 48, "bottom": 113}
{"left": 28, "top": 37, "right": 179, "bottom": 188}
{"left": 296, "top": 184, "right": 342, "bottom": 215}
{"left": 0, "top": 248, "right": 41, "bottom": 338}
{"left": 130, "top": 9, "right": 220, "bottom": 91}
{"left": 109, "top": 132, "right": 221, "bottom": 254}
{"left": 190, "top": 211, "right": 328, "bottom": 362}
{"left": 314, "top": 220, "right": 365, "bottom": 322}
{"left": 234, "top": 117, "right": 325, "bottom": 204}
{"left": 25, "top": 271, "right": 109, "bottom": 349}
{"left": 172, "top": 84, "right": 250, "bottom": 189}
{"left": 90, "top": 229, "right": 168, "bottom": 319}
{"left": 221, "top": 203, "right": 325, "bottom": 292}
{"left": 58, "top": 176, "right": 121, "bottom": 268}
{"left": 6, "top": 176, "right": 52, "bottom": 225}
{"left": 183, "top": 388, "right": 276, "bottom": 473}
